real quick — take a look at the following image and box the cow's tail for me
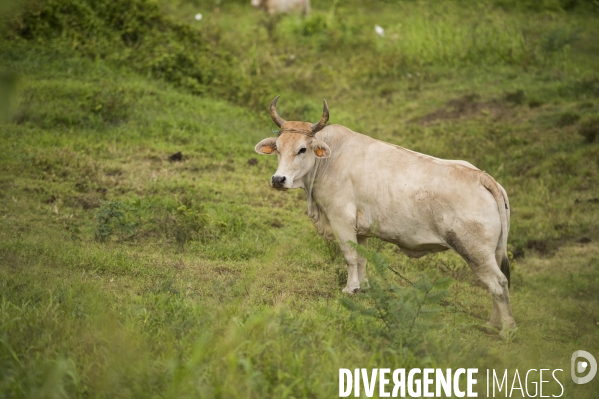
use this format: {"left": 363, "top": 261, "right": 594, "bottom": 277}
{"left": 480, "top": 173, "right": 511, "bottom": 288}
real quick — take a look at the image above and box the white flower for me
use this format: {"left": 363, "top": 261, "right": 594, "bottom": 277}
{"left": 195, "top": 13, "right": 203, "bottom": 21}
{"left": 374, "top": 25, "right": 385, "bottom": 38}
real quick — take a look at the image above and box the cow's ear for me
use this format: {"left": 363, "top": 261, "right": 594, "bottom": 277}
{"left": 311, "top": 139, "right": 331, "bottom": 158}
{"left": 255, "top": 138, "right": 277, "bottom": 155}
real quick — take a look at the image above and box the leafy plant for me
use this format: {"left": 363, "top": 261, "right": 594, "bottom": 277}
{"left": 94, "top": 200, "right": 138, "bottom": 242}
{"left": 340, "top": 245, "right": 454, "bottom": 349}
{"left": 301, "top": 14, "right": 328, "bottom": 36}
{"left": 166, "top": 205, "right": 209, "bottom": 249}
{"left": 542, "top": 27, "right": 583, "bottom": 54}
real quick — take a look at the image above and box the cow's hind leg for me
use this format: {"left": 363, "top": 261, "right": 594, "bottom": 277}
{"left": 468, "top": 254, "right": 516, "bottom": 335}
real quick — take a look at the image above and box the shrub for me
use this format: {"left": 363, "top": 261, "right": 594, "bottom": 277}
{"left": 340, "top": 245, "right": 454, "bottom": 350}
{"left": 6, "top": 0, "right": 256, "bottom": 106}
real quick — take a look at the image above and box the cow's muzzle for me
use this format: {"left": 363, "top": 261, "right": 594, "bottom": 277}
{"left": 271, "top": 175, "right": 287, "bottom": 189}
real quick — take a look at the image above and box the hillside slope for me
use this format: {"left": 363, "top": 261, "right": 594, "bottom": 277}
{"left": 1, "top": 1, "right": 598, "bottom": 397}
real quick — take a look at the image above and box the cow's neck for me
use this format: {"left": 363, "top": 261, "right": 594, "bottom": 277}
{"left": 301, "top": 126, "right": 351, "bottom": 233}
{"left": 301, "top": 127, "right": 345, "bottom": 194}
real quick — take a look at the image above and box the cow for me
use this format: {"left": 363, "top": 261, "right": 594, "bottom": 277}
{"left": 251, "top": 0, "right": 310, "bottom": 15}
{"left": 254, "top": 96, "right": 517, "bottom": 335}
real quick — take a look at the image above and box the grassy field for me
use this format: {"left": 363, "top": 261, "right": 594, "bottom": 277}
{"left": 1, "top": 0, "right": 599, "bottom": 397}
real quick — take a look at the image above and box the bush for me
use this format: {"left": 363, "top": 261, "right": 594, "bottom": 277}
{"left": 6, "top": 0, "right": 260, "bottom": 106}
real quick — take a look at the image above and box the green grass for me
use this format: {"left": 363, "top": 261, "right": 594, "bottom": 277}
{"left": 1, "top": 0, "right": 599, "bottom": 397}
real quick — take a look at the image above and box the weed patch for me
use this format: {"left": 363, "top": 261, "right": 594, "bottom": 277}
{"left": 94, "top": 200, "right": 138, "bottom": 242}
{"left": 165, "top": 205, "right": 210, "bottom": 249}
{"left": 556, "top": 111, "right": 581, "bottom": 127}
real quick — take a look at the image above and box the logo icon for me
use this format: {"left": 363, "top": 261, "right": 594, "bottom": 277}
{"left": 571, "top": 350, "right": 597, "bottom": 384}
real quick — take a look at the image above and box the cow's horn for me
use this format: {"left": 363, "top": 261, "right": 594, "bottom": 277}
{"left": 270, "top": 95, "right": 286, "bottom": 128}
{"left": 310, "top": 99, "right": 329, "bottom": 135}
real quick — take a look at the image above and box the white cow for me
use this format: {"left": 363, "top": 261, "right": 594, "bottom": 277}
{"left": 255, "top": 96, "right": 516, "bottom": 335}
{"left": 251, "top": 0, "right": 310, "bottom": 15}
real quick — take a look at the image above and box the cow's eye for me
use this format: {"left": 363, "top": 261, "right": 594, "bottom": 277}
{"left": 298, "top": 148, "right": 307, "bottom": 154}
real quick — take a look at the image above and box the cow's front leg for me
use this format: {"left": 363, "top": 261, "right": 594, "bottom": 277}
{"left": 333, "top": 229, "right": 361, "bottom": 294}
{"left": 328, "top": 213, "right": 362, "bottom": 294}
{"left": 357, "top": 236, "right": 369, "bottom": 289}
{"left": 340, "top": 241, "right": 360, "bottom": 294}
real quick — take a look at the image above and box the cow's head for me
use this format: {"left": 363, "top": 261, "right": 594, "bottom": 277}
{"left": 255, "top": 96, "right": 331, "bottom": 190}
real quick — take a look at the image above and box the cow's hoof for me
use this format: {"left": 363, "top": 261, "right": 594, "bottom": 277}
{"left": 342, "top": 287, "right": 360, "bottom": 295}
{"left": 360, "top": 279, "right": 370, "bottom": 290}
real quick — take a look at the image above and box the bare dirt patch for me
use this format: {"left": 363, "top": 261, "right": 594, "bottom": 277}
{"left": 168, "top": 151, "right": 183, "bottom": 162}
{"left": 418, "top": 94, "right": 511, "bottom": 125}
{"left": 527, "top": 239, "right": 549, "bottom": 255}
